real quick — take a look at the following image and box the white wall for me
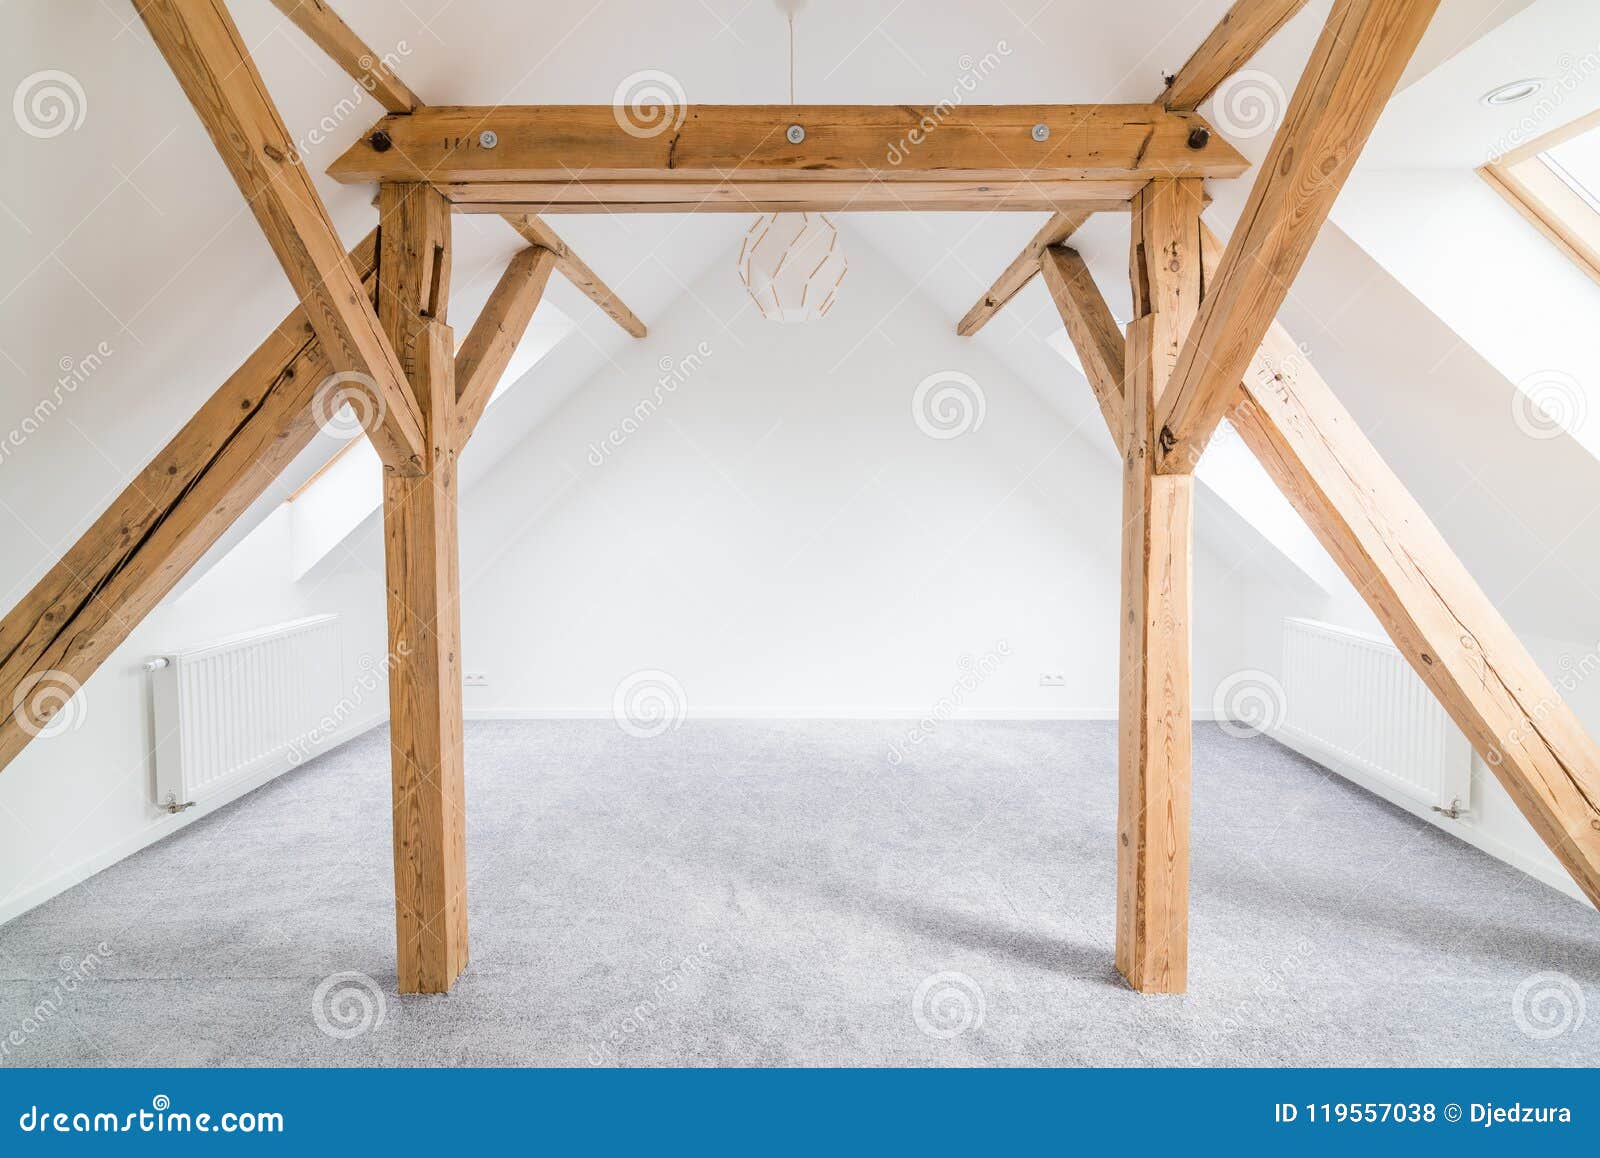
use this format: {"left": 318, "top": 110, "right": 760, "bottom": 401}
{"left": 455, "top": 233, "right": 1254, "bottom": 718}
{"left": 0, "top": 505, "right": 389, "bottom": 922}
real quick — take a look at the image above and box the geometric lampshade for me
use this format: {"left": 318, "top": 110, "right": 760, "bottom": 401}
{"left": 737, "top": 212, "right": 848, "bottom": 323}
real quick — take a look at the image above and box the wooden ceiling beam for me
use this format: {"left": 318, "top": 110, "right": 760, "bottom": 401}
{"left": 328, "top": 104, "right": 1247, "bottom": 185}
{"left": 1225, "top": 326, "right": 1600, "bottom": 910}
{"left": 955, "top": 211, "right": 1097, "bottom": 338}
{"left": 501, "top": 214, "right": 646, "bottom": 338}
{"left": 454, "top": 246, "right": 560, "bottom": 444}
{"left": 254, "top": 3, "right": 647, "bottom": 342}
{"left": 1154, "top": 0, "right": 1441, "bottom": 473}
{"left": 266, "top": 0, "right": 419, "bottom": 113}
{"left": 135, "top": 0, "right": 426, "bottom": 477}
{"left": 955, "top": 0, "right": 1314, "bottom": 336}
{"left": 1161, "top": 0, "right": 1314, "bottom": 110}
{"left": 1039, "top": 245, "right": 1126, "bottom": 448}
{"left": 448, "top": 180, "right": 1141, "bottom": 215}
{"left": 0, "top": 235, "right": 378, "bottom": 771}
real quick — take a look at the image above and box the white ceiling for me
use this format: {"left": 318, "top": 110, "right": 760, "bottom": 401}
{"left": 2, "top": 0, "right": 1592, "bottom": 647}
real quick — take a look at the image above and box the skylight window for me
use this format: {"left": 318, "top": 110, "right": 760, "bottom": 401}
{"left": 1480, "top": 109, "right": 1600, "bottom": 287}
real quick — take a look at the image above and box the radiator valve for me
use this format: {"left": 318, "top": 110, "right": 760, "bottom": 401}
{"left": 1432, "top": 797, "right": 1466, "bottom": 820}
{"left": 160, "top": 793, "right": 196, "bottom": 815}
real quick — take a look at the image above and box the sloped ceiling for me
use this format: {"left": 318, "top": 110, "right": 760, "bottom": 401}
{"left": 0, "top": 0, "right": 1580, "bottom": 650}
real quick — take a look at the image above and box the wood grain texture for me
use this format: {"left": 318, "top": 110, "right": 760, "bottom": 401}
{"left": 1161, "top": 0, "right": 1313, "bottom": 110}
{"left": 1224, "top": 358, "right": 1600, "bottom": 910}
{"left": 1116, "top": 180, "right": 1203, "bottom": 994}
{"left": 1040, "top": 246, "right": 1126, "bottom": 449}
{"left": 378, "top": 182, "right": 469, "bottom": 993}
{"left": 329, "top": 104, "right": 1246, "bottom": 184}
{"left": 955, "top": 209, "right": 1098, "bottom": 337}
{"left": 0, "top": 233, "right": 377, "bottom": 771}
{"left": 454, "top": 246, "right": 558, "bottom": 445}
{"left": 135, "top": 0, "right": 425, "bottom": 477}
{"left": 448, "top": 179, "right": 1142, "bottom": 214}
{"left": 501, "top": 215, "right": 646, "bottom": 338}
{"left": 267, "top": 0, "right": 418, "bottom": 113}
{"left": 1154, "top": 0, "right": 1441, "bottom": 473}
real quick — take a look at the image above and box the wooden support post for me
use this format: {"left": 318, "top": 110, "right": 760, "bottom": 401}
{"left": 377, "top": 182, "right": 469, "bottom": 993}
{"left": 1117, "top": 179, "right": 1203, "bottom": 993}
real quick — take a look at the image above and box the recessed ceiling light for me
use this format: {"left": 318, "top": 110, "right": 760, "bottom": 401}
{"left": 1482, "top": 79, "right": 1544, "bottom": 107}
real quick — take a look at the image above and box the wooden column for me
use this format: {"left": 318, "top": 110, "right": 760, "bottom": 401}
{"left": 377, "top": 182, "right": 469, "bottom": 993}
{"left": 1117, "top": 179, "right": 1203, "bottom": 993}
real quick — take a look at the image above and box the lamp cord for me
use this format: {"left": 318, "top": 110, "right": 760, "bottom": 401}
{"left": 789, "top": 15, "right": 795, "bottom": 104}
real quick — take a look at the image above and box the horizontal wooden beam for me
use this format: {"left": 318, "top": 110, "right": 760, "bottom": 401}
{"left": 0, "top": 234, "right": 378, "bottom": 771}
{"left": 956, "top": 0, "right": 1313, "bottom": 336}
{"left": 447, "top": 180, "right": 1141, "bottom": 215}
{"left": 1161, "top": 0, "right": 1314, "bottom": 110}
{"left": 267, "top": 0, "right": 418, "bottom": 113}
{"left": 501, "top": 215, "right": 646, "bottom": 338}
{"left": 328, "top": 104, "right": 1248, "bottom": 186}
{"left": 1154, "top": 0, "right": 1441, "bottom": 473}
{"left": 136, "top": 0, "right": 426, "bottom": 477}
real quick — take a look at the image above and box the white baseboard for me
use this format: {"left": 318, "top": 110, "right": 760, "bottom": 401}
{"left": 465, "top": 707, "right": 1229, "bottom": 721}
{"left": 1268, "top": 726, "right": 1587, "bottom": 905}
{"left": 0, "top": 714, "right": 386, "bottom": 927}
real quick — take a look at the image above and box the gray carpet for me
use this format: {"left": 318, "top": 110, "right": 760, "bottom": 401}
{"left": 1, "top": 719, "right": 1596, "bottom": 1067}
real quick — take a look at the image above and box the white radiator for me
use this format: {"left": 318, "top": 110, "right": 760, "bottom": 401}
{"left": 1277, "top": 617, "right": 1472, "bottom": 814}
{"left": 149, "top": 615, "right": 343, "bottom": 812}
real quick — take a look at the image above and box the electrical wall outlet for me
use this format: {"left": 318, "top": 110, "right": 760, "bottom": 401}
{"left": 464, "top": 672, "right": 489, "bottom": 687}
{"left": 1039, "top": 672, "right": 1066, "bottom": 687}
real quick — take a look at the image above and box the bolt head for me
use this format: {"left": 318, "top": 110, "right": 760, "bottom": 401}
{"left": 1187, "top": 127, "right": 1211, "bottom": 150}
{"left": 786, "top": 123, "right": 806, "bottom": 145}
{"left": 479, "top": 130, "right": 498, "bottom": 149}
{"left": 369, "top": 130, "right": 392, "bottom": 153}
{"left": 1031, "top": 123, "right": 1050, "bottom": 142}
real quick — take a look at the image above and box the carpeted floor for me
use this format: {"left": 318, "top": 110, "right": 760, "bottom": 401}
{"left": 0, "top": 719, "right": 1596, "bottom": 1067}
